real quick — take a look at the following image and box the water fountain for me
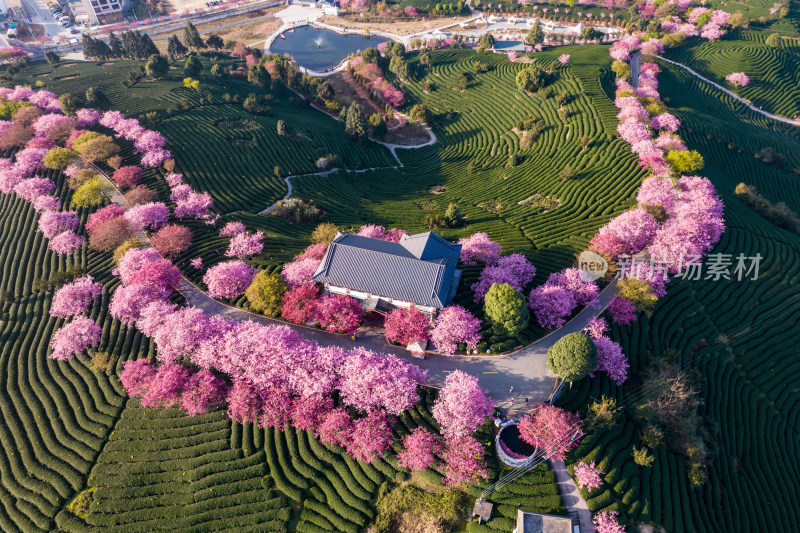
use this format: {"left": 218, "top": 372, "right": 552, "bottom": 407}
{"left": 269, "top": 28, "right": 388, "bottom": 72}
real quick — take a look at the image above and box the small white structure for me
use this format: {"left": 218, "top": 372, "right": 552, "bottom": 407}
{"left": 525, "top": 18, "right": 537, "bottom": 27}
{"left": 574, "top": 21, "right": 584, "bottom": 34}
{"left": 487, "top": 14, "right": 499, "bottom": 23}
{"left": 543, "top": 20, "right": 555, "bottom": 31}
{"left": 507, "top": 16, "right": 517, "bottom": 24}
{"left": 459, "top": 20, "right": 468, "bottom": 28}
{"left": 319, "top": 0, "right": 338, "bottom": 15}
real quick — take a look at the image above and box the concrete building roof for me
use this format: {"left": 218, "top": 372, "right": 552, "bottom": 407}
{"left": 312, "top": 231, "right": 461, "bottom": 308}
{"left": 515, "top": 510, "right": 573, "bottom": 533}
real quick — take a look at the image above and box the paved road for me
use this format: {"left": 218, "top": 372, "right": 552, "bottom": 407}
{"left": 630, "top": 50, "right": 641, "bottom": 88}
{"left": 657, "top": 55, "right": 800, "bottom": 127}
{"left": 552, "top": 459, "right": 594, "bottom": 532}
{"left": 95, "top": 159, "right": 616, "bottom": 410}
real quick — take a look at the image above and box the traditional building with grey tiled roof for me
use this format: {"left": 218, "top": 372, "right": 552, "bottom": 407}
{"left": 312, "top": 231, "right": 462, "bottom": 317}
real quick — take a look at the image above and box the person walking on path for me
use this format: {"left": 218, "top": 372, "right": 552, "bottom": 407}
{"left": 509, "top": 386, "right": 514, "bottom": 394}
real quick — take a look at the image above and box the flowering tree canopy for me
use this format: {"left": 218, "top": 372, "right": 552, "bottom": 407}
{"left": 458, "top": 232, "right": 502, "bottom": 265}
{"left": 151, "top": 224, "right": 193, "bottom": 258}
{"left": 593, "top": 511, "right": 625, "bottom": 533}
{"left": 384, "top": 306, "right": 429, "bottom": 345}
{"left": 574, "top": 460, "right": 604, "bottom": 492}
{"left": 347, "top": 409, "right": 394, "bottom": 462}
{"left": 518, "top": 404, "right": 582, "bottom": 461}
{"left": 281, "top": 284, "right": 320, "bottom": 325}
{"left": 725, "top": 71, "right": 750, "bottom": 87}
{"left": 112, "top": 166, "right": 143, "bottom": 190}
{"left": 472, "top": 253, "right": 536, "bottom": 301}
{"left": 314, "top": 294, "right": 362, "bottom": 335}
{"left": 119, "top": 359, "right": 157, "bottom": 397}
{"left": 226, "top": 231, "right": 264, "bottom": 258}
{"left": 50, "top": 316, "right": 102, "bottom": 360}
{"left": 397, "top": 428, "right": 443, "bottom": 471}
{"left": 125, "top": 202, "right": 170, "bottom": 232}
{"left": 430, "top": 305, "right": 482, "bottom": 355}
{"left": 432, "top": 370, "right": 494, "bottom": 440}
{"left": 38, "top": 210, "right": 79, "bottom": 239}
{"left": 204, "top": 260, "right": 256, "bottom": 299}
{"left": 50, "top": 275, "right": 102, "bottom": 318}
{"left": 339, "top": 348, "right": 426, "bottom": 415}
{"left": 181, "top": 369, "right": 228, "bottom": 415}
{"left": 282, "top": 257, "right": 321, "bottom": 287}
{"left": 440, "top": 436, "right": 490, "bottom": 486}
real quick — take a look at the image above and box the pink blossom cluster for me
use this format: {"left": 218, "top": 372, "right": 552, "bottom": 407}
{"left": 50, "top": 316, "right": 103, "bottom": 360}
{"left": 528, "top": 268, "right": 598, "bottom": 329}
{"left": 430, "top": 305, "right": 482, "bottom": 355}
{"left": 519, "top": 403, "right": 582, "bottom": 461}
{"left": 471, "top": 253, "right": 536, "bottom": 301}
{"left": 609, "top": 35, "right": 640, "bottom": 61}
{"left": 372, "top": 77, "right": 406, "bottom": 107}
{"left": 384, "top": 305, "right": 429, "bottom": 345}
{"left": 725, "top": 72, "right": 750, "bottom": 87}
{"left": 203, "top": 260, "right": 256, "bottom": 299}
{"left": 574, "top": 460, "right": 604, "bottom": 491}
{"left": 76, "top": 108, "right": 101, "bottom": 126}
{"left": 458, "top": 232, "right": 502, "bottom": 265}
{"left": 120, "top": 359, "right": 228, "bottom": 414}
{"left": 50, "top": 275, "right": 102, "bottom": 318}
{"left": 110, "top": 248, "right": 179, "bottom": 324}
{"left": 124, "top": 202, "right": 170, "bottom": 232}
{"left": 282, "top": 257, "right": 321, "bottom": 287}
{"left": 219, "top": 221, "right": 246, "bottom": 236}
{"left": 591, "top": 208, "right": 658, "bottom": 259}
{"left": 591, "top": 335, "right": 629, "bottom": 384}
{"left": 431, "top": 370, "right": 494, "bottom": 485}
{"left": 593, "top": 511, "right": 625, "bottom": 533}
{"left": 558, "top": 54, "right": 570, "bottom": 65}
{"left": 225, "top": 230, "right": 264, "bottom": 258}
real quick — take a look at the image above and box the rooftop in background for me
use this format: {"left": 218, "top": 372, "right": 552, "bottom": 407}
{"left": 514, "top": 509, "right": 574, "bottom": 533}
{"left": 312, "top": 231, "right": 462, "bottom": 309}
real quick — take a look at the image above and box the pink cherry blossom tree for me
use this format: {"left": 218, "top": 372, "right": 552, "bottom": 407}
{"left": 430, "top": 305, "right": 482, "bottom": 355}
{"left": 50, "top": 316, "right": 102, "bottom": 360}
{"left": 314, "top": 294, "right": 362, "bottom": 335}
{"left": 384, "top": 306, "right": 429, "bottom": 345}
{"left": 471, "top": 253, "right": 536, "bottom": 301}
{"left": 440, "top": 435, "right": 490, "bottom": 486}
{"left": 49, "top": 231, "right": 85, "bottom": 255}
{"left": 125, "top": 202, "right": 170, "bottom": 232}
{"left": 339, "top": 348, "right": 426, "bottom": 415}
{"left": 181, "top": 369, "right": 228, "bottom": 415}
{"left": 593, "top": 511, "right": 625, "bottom": 533}
{"left": 203, "top": 260, "right": 256, "bottom": 299}
{"left": 725, "top": 72, "right": 750, "bottom": 87}
{"left": 397, "top": 428, "right": 443, "bottom": 471}
{"left": 347, "top": 409, "right": 394, "bottom": 462}
{"left": 518, "top": 404, "right": 582, "bottom": 461}
{"left": 558, "top": 54, "right": 570, "bottom": 64}
{"left": 86, "top": 204, "right": 125, "bottom": 235}
{"left": 119, "top": 359, "right": 157, "bottom": 397}
{"left": 50, "top": 275, "right": 102, "bottom": 318}
{"left": 112, "top": 166, "right": 143, "bottom": 190}
{"left": 219, "top": 221, "right": 246, "bottom": 236}
{"left": 227, "top": 377, "right": 264, "bottom": 424}
{"left": 281, "top": 284, "right": 320, "bottom": 324}
{"left": 432, "top": 370, "right": 494, "bottom": 440}
{"left": 110, "top": 283, "right": 168, "bottom": 325}
{"left": 592, "top": 336, "right": 629, "bottom": 385}
{"left": 174, "top": 191, "right": 213, "bottom": 219}
{"left": 291, "top": 394, "right": 333, "bottom": 432}
{"left": 226, "top": 231, "right": 264, "bottom": 258}
{"left": 573, "top": 460, "right": 604, "bottom": 491}
{"left": 282, "top": 257, "right": 321, "bottom": 287}
{"left": 259, "top": 385, "right": 294, "bottom": 429}
{"left": 316, "top": 407, "right": 353, "bottom": 449}
{"left": 458, "top": 232, "right": 502, "bottom": 265}
{"left": 356, "top": 224, "right": 386, "bottom": 239}
{"left": 141, "top": 362, "right": 191, "bottom": 408}
{"left": 151, "top": 224, "right": 193, "bottom": 258}
{"left": 15, "top": 177, "right": 55, "bottom": 202}
{"left": 38, "top": 210, "right": 79, "bottom": 239}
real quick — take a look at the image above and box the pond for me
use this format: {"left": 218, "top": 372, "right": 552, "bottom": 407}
{"left": 269, "top": 26, "right": 389, "bottom": 72}
{"left": 498, "top": 424, "right": 535, "bottom": 457}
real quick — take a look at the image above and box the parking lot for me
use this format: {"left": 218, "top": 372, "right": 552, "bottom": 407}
{"left": 14, "top": 0, "right": 84, "bottom": 43}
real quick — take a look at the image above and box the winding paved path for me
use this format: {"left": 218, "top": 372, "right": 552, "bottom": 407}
{"left": 657, "top": 55, "right": 800, "bottom": 127}
{"left": 96, "top": 160, "right": 615, "bottom": 407}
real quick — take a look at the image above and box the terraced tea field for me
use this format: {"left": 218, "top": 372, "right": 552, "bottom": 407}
{"left": 558, "top": 57, "right": 800, "bottom": 532}
{"left": 664, "top": 31, "right": 800, "bottom": 118}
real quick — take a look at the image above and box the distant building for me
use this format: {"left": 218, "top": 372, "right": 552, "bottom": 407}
{"left": 312, "top": 231, "right": 462, "bottom": 318}
{"left": 319, "top": 0, "right": 338, "bottom": 15}
{"left": 513, "top": 510, "right": 574, "bottom": 533}
{"left": 0, "top": 0, "right": 9, "bottom": 18}
{"left": 68, "top": 0, "right": 127, "bottom": 25}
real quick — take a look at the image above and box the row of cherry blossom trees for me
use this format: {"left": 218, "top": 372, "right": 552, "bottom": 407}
{"left": 598, "top": 39, "right": 725, "bottom": 325}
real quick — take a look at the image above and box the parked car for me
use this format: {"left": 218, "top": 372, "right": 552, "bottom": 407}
{"left": 69, "top": 28, "right": 79, "bottom": 34}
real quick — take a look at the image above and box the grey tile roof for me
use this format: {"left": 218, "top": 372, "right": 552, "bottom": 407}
{"left": 312, "top": 232, "right": 462, "bottom": 308}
